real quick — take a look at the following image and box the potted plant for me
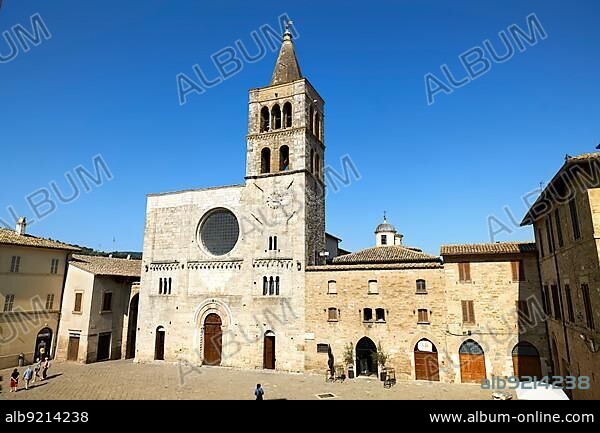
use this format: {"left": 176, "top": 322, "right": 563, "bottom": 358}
{"left": 343, "top": 343, "right": 355, "bottom": 379}
{"left": 372, "top": 342, "right": 388, "bottom": 381}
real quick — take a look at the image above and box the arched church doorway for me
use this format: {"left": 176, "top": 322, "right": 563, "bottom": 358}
{"left": 34, "top": 327, "right": 53, "bottom": 361}
{"left": 203, "top": 313, "right": 222, "bottom": 366}
{"left": 356, "top": 337, "right": 377, "bottom": 376}
{"left": 155, "top": 326, "right": 165, "bottom": 360}
{"left": 414, "top": 339, "right": 440, "bottom": 381}
{"left": 459, "top": 339, "right": 486, "bottom": 383}
{"left": 126, "top": 294, "right": 139, "bottom": 359}
{"left": 263, "top": 331, "right": 275, "bottom": 370}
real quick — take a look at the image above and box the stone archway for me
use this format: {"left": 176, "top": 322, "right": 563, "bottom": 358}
{"left": 356, "top": 337, "right": 377, "bottom": 376}
{"left": 126, "top": 294, "right": 139, "bottom": 359}
{"left": 34, "top": 327, "right": 52, "bottom": 361}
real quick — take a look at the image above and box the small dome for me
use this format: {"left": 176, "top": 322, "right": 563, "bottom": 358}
{"left": 375, "top": 215, "right": 396, "bottom": 233}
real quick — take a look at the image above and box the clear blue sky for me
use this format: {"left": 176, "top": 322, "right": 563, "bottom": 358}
{"left": 1, "top": 0, "right": 599, "bottom": 255}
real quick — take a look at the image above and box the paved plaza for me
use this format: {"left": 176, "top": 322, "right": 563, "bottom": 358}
{"left": 0, "top": 360, "right": 508, "bottom": 400}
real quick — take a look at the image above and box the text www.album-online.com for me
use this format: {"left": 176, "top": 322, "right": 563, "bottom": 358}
{"left": 430, "top": 412, "right": 595, "bottom": 423}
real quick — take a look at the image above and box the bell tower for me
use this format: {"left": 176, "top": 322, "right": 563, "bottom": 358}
{"left": 245, "top": 21, "right": 325, "bottom": 265}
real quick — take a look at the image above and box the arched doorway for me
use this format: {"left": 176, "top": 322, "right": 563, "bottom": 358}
{"left": 356, "top": 337, "right": 377, "bottom": 376}
{"left": 34, "top": 327, "right": 53, "bottom": 361}
{"left": 154, "top": 326, "right": 165, "bottom": 360}
{"left": 203, "top": 313, "right": 222, "bottom": 366}
{"left": 263, "top": 331, "right": 275, "bottom": 370}
{"left": 459, "top": 339, "right": 486, "bottom": 383}
{"left": 126, "top": 294, "right": 139, "bottom": 359}
{"left": 512, "top": 342, "right": 542, "bottom": 379}
{"left": 414, "top": 339, "right": 440, "bottom": 381}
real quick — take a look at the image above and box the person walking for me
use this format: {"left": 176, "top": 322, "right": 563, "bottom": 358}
{"left": 23, "top": 365, "right": 33, "bottom": 390}
{"left": 9, "top": 368, "right": 19, "bottom": 392}
{"left": 255, "top": 384, "right": 264, "bottom": 400}
{"left": 41, "top": 357, "right": 51, "bottom": 380}
{"left": 33, "top": 358, "right": 41, "bottom": 383}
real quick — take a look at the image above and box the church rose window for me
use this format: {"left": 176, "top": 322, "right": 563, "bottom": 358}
{"left": 200, "top": 209, "right": 240, "bottom": 256}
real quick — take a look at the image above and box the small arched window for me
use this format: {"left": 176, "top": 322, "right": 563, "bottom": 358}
{"left": 269, "top": 277, "right": 275, "bottom": 296}
{"left": 260, "top": 106, "right": 270, "bottom": 132}
{"left": 261, "top": 148, "right": 271, "bottom": 174}
{"left": 416, "top": 279, "right": 427, "bottom": 294}
{"left": 271, "top": 104, "right": 282, "bottom": 130}
{"left": 283, "top": 102, "right": 292, "bottom": 128}
{"left": 159, "top": 278, "right": 163, "bottom": 295}
{"left": 309, "top": 105, "right": 314, "bottom": 132}
{"left": 328, "top": 307, "right": 338, "bottom": 322}
{"left": 279, "top": 145, "right": 290, "bottom": 171}
{"left": 314, "top": 112, "right": 321, "bottom": 139}
{"left": 376, "top": 308, "right": 385, "bottom": 322}
{"left": 275, "top": 276, "right": 280, "bottom": 296}
{"left": 273, "top": 236, "right": 278, "bottom": 250}
{"left": 327, "top": 280, "right": 337, "bottom": 294}
{"left": 168, "top": 277, "right": 172, "bottom": 295}
{"left": 315, "top": 154, "right": 321, "bottom": 179}
{"left": 363, "top": 308, "right": 373, "bottom": 322}
{"left": 309, "top": 149, "right": 314, "bottom": 173}
{"left": 263, "top": 276, "right": 268, "bottom": 296}
{"left": 268, "top": 236, "right": 273, "bottom": 251}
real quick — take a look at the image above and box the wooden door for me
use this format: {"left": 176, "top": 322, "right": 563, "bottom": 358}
{"left": 67, "top": 336, "right": 80, "bottom": 361}
{"left": 414, "top": 352, "right": 440, "bottom": 381}
{"left": 460, "top": 354, "right": 486, "bottom": 383}
{"left": 97, "top": 333, "right": 111, "bottom": 361}
{"left": 513, "top": 355, "right": 542, "bottom": 379}
{"left": 264, "top": 336, "right": 275, "bottom": 369}
{"left": 203, "top": 314, "right": 222, "bottom": 365}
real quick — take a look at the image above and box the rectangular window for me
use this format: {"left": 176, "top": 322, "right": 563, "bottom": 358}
{"left": 381, "top": 235, "right": 387, "bottom": 245}
{"left": 416, "top": 279, "right": 427, "bottom": 294}
{"left": 551, "top": 285, "right": 562, "bottom": 320}
{"left": 458, "top": 262, "right": 471, "bottom": 282}
{"left": 582, "top": 284, "right": 595, "bottom": 330}
{"left": 45, "top": 294, "right": 55, "bottom": 310}
{"left": 546, "top": 217, "right": 555, "bottom": 254}
{"left": 461, "top": 300, "right": 475, "bottom": 324}
{"left": 368, "top": 280, "right": 378, "bottom": 295}
{"left": 565, "top": 284, "right": 575, "bottom": 322}
{"left": 375, "top": 308, "right": 385, "bottom": 322}
{"left": 50, "top": 259, "right": 59, "bottom": 274}
{"left": 555, "top": 209, "right": 564, "bottom": 248}
{"left": 542, "top": 285, "right": 551, "bottom": 315}
{"left": 73, "top": 292, "right": 83, "bottom": 313}
{"left": 363, "top": 308, "right": 373, "bottom": 322}
{"left": 316, "top": 344, "right": 329, "bottom": 353}
{"left": 102, "top": 292, "right": 112, "bottom": 312}
{"left": 3, "top": 294, "right": 15, "bottom": 312}
{"left": 10, "top": 256, "right": 21, "bottom": 273}
{"left": 327, "top": 307, "right": 338, "bottom": 322}
{"left": 511, "top": 261, "right": 526, "bottom": 282}
{"left": 327, "top": 280, "right": 337, "bottom": 295}
{"left": 417, "top": 309, "right": 429, "bottom": 323}
{"left": 569, "top": 199, "right": 581, "bottom": 240}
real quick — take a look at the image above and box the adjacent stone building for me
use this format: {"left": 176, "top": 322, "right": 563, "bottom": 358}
{"left": 55, "top": 254, "right": 141, "bottom": 363}
{"left": 522, "top": 152, "right": 600, "bottom": 399}
{"left": 0, "top": 218, "right": 79, "bottom": 369}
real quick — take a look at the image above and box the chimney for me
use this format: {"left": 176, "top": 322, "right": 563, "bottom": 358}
{"left": 16, "top": 217, "right": 27, "bottom": 236}
{"left": 126, "top": 254, "right": 131, "bottom": 260}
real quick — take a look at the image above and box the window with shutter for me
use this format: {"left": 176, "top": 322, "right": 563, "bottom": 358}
{"left": 417, "top": 309, "right": 429, "bottom": 323}
{"left": 582, "top": 284, "right": 595, "bottom": 330}
{"left": 462, "top": 300, "right": 475, "bottom": 324}
{"left": 565, "top": 285, "right": 575, "bottom": 322}
{"left": 74, "top": 292, "right": 83, "bottom": 313}
{"left": 327, "top": 308, "right": 338, "bottom": 322}
{"left": 458, "top": 263, "right": 471, "bottom": 282}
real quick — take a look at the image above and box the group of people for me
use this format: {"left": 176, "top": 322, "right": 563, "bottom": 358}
{"left": 9, "top": 358, "right": 51, "bottom": 393}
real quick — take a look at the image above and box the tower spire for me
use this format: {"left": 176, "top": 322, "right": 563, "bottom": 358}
{"left": 270, "top": 20, "right": 302, "bottom": 86}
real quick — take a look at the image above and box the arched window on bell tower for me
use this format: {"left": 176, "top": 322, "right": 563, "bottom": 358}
{"left": 271, "top": 104, "right": 282, "bottom": 130}
{"left": 314, "top": 112, "right": 321, "bottom": 140}
{"left": 309, "top": 105, "right": 314, "bottom": 132}
{"left": 279, "top": 145, "right": 290, "bottom": 171}
{"left": 310, "top": 149, "right": 314, "bottom": 173}
{"left": 260, "top": 106, "right": 270, "bottom": 132}
{"left": 283, "top": 102, "right": 292, "bottom": 128}
{"left": 261, "top": 148, "right": 271, "bottom": 174}
{"left": 315, "top": 153, "right": 321, "bottom": 179}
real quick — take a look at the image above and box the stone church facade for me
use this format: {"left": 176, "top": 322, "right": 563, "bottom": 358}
{"left": 136, "top": 26, "right": 550, "bottom": 383}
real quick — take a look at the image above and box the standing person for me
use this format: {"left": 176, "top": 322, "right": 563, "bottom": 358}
{"left": 23, "top": 365, "right": 33, "bottom": 390}
{"left": 255, "top": 384, "right": 264, "bottom": 400}
{"left": 9, "top": 368, "right": 19, "bottom": 392}
{"left": 33, "top": 358, "right": 41, "bottom": 383}
{"left": 42, "top": 357, "right": 51, "bottom": 380}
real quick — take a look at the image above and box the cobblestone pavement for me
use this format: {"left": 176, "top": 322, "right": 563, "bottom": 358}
{"left": 0, "top": 360, "right": 503, "bottom": 400}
